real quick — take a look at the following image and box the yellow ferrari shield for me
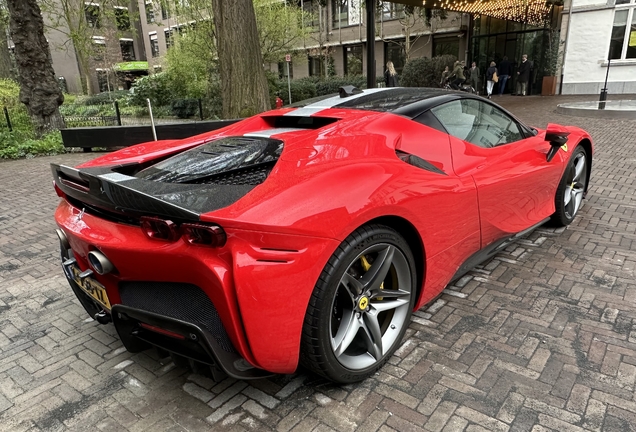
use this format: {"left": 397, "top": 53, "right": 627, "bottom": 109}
{"left": 358, "top": 297, "right": 369, "bottom": 310}
{"left": 561, "top": 143, "right": 568, "bottom": 152}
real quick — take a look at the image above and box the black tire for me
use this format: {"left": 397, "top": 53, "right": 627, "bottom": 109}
{"left": 551, "top": 146, "right": 588, "bottom": 227}
{"left": 300, "top": 224, "right": 416, "bottom": 383}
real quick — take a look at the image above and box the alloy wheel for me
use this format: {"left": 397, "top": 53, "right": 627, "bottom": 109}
{"left": 329, "top": 243, "right": 412, "bottom": 370}
{"left": 564, "top": 152, "right": 587, "bottom": 220}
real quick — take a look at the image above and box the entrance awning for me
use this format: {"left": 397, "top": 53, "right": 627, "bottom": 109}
{"left": 390, "top": 0, "right": 556, "bottom": 26}
{"left": 114, "top": 61, "right": 149, "bottom": 72}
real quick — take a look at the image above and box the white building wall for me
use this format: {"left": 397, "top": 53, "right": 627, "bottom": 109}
{"left": 563, "top": 0, "right": 636, "bottom": 94}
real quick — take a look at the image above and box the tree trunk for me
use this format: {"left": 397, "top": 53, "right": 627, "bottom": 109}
{"left": 0, "top": 16, "right": 14, "bottom": 79}
{"left": 211, "top": 0, "right": 269, "bottom": 118}
{"left": 6, "top": 0, "right": 64, "bottom": 135}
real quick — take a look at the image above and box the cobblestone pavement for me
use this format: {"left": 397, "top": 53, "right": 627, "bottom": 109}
{"left": 1, "top": 94, "right": 636, "bottom": 432}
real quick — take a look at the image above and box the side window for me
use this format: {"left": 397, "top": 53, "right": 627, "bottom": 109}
{"left": 431, "top": 99, "right": 524, "bottom": 148}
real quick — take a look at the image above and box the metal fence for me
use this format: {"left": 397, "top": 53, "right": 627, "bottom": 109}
{"left": 1, "top": 106, "right": 34, "bottom": 134}
{"left": 2, "top": 99, "right": 209, "bottom": 132}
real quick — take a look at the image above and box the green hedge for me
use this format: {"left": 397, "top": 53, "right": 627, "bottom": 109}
{"left": 0, "top": 130, "right": 64, "bottom": 159}
{"left": 401, "top": 55, "right": 458, "bottom": 88}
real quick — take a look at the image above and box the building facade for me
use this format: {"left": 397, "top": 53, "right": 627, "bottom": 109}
{"left": 37, "top": 0, "right": 147, "bottom": 94}
{"left": 561, "top": 0, "right": 636, "bottom": 94}
{"left": 24, "top": 0, "right": 635, "bottom": 95}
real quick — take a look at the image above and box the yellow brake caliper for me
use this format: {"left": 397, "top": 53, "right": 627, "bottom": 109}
{"left": 360, "top": 255, "right": 383, "bottom": 300}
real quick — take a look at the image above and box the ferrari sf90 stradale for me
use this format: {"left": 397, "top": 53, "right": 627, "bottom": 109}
{"left": 53, "top": 88, "right": 592, "bottom": 383}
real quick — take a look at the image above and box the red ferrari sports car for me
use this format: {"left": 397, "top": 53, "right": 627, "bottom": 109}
{"left": 52, "top": 88, "right": 592, "bottom": 383}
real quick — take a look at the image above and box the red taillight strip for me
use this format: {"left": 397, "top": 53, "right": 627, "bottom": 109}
{"left": 139, "top": 323, "right": 186, "bottom": 340}
{"left": 59, "top": 178, "right": 90, "bottom": 193}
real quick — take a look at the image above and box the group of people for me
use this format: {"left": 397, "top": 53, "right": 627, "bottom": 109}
{"left": 438, "top": 55, "right": 532, "bottom": 98}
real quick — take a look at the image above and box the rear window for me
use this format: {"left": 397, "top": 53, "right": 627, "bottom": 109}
{"left": 135, "top": 136, "right": 283, "bottom": 183}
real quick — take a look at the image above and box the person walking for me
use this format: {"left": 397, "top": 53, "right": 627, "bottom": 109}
{"left": 384, "top": 61, "right": 399, "bottom": 87}
{"left": 485, "top": 61, "right": 497, "bottom": 99}
{"left": 516, "top": 54, "right": 531, "bottom": 96}
{"left": 498, "top": 56, "right": 511, "bottom": 95}
{"left": 468, "top": 62, "right": 480, "bottom": 94}
{"left": 440, "top": 66, "right": 451, "bottom": 87}
{"left": 450, "top": 61, "right": 465, "bottom": 90}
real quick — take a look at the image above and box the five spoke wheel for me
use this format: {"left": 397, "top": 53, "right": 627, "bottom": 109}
{"left": 301, "top": 225, "right": 416, "bottom": 383}
{"left": 552, "top": 146, "right": 588, "bottom": 226}
{"left": 330, "top": 244, "right": 412, "bottom": 370}
{"left": 563, "top": 151, "right": 587, "bottom": 220}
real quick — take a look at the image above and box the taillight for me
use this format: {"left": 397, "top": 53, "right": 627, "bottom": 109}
{"left": 140, "top": 216, "right": 180, "bottom": 242}
{"left": 53, "top": 181, "right": 66, "bottom": 198}
{"left": 181, "top": 223, "right": 227, "bottom": 248}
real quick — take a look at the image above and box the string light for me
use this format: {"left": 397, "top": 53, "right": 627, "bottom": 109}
{"left": 417, "top": 0, "right": 553, "bottom": 26}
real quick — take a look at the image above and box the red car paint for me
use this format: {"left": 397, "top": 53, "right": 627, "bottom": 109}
{"left": 55, "top": 103, "right": 593, "bottom": 374}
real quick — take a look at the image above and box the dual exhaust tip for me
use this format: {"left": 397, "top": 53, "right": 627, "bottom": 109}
{"left": 56, "top": 229, "right": 115, "bottom": 275}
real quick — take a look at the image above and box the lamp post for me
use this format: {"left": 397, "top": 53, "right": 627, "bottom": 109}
{"left": 599, "top": 59, "right": 611, "bottom": 110}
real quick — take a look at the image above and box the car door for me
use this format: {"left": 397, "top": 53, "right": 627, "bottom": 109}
{"left": 430, "top": 98, "right": 563, "bottom": 248}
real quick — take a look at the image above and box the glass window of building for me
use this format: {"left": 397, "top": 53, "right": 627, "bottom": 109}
{"left": 345, "top": 44, "right": 363, "bottom": 75}
{"left": 384, "top": 42, "right": 405, "bottom": 74}
{"left": 379, "top": 2, "right": 405, "bottom": 21}
{"left": 114, "top": 6, "right": 130, "bottom": 31}
{"left": 303, "top": 1, "right": 319, "bottom": 31}
{"left": 96, "top": 69, "right": 113, "bottom": 92}
{"left": 84, "top": 2, "right": 101, "bottom": 28}
{"left": 164, "top": 29, "right": 173, "bottom": 49}
{"left": 120, "top": 39, "right": 136, "bottom": 61}
{"left": 91, "top": 36, "right": 106, "bottom": 61}
{"left": 609, "top": 1, "right": 636, "bottom": 59}
{"left": 332, "top": 0, "right": 348, "bottom": 27}
{"left": 145, "top": 1, "right": 154, "bottom": 24}
{"left": 308, "top": 56, "right": 325, "bottom": 76}
{"left": 278, "top": 61, "right": 294, "bottom": 79}
{"left": 161, "top": 0, "right": 172, "bottom": 19}
{"left": 149, "top": 33, "right": 160, "bottom": 58}
{"left": 433, "top": 36, "right": 459, "bottom": 57}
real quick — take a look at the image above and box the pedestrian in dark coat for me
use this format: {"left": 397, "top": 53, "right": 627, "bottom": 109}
{"left": 516, "top": 54, "right": 531, "bottom": 96}
{"left": 468, "top": 62, "right": 480, "bottom": 94}
{"left": 384, "top": 61, "right": 399, "bottom": 87}
{"left": 497, "top": 56, "right": 511, "bottom": 95}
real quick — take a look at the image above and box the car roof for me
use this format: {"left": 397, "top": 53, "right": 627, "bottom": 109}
{"left": 288, "top": 87, "right": 471, "bottom": 120}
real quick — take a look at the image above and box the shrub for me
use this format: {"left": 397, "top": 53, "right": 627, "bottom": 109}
{"left": 314, "top": 75, "right": 366, "bottom": 96}
{"left": 0, "top": 130, "right": 65, "bottom": 159}
{"left": 402, "top": 55, "right": 457, "bottom": 88}
{"left": 78, "top": 90, "right": 130, "bottom": 106}
{"left": 170, "top": 99, "right": 200, "bottom": 119}
{"left": 0, "top": 79, "right": 21, "bottom": 108}
{"left": 128, "top": 73, "right": 174, "bottom": 107}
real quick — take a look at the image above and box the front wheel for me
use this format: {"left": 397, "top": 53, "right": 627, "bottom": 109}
{"left": 300, "top": 225, "right": 416, "bottom": 383}
{"left": 551, "top": 146, "right": 588, "bottom": 226}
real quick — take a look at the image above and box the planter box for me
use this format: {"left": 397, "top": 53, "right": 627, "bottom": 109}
{"left": 60, "top": 119, "right": 241, "bottom": 149}
{"left": 541, "top": 76, "right": 557, "bottom": 96}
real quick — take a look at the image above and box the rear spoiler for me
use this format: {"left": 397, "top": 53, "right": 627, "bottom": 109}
{"left": 51, "top": 164, "right": 252, "bottom": 222}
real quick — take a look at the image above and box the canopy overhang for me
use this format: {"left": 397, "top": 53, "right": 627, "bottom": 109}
{"left": 388, "top": 0, "right": 556, "bottom": 26}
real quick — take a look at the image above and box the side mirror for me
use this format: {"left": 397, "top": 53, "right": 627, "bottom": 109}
{"left": 545, "top": 123, "right": 570, "bottom": 162}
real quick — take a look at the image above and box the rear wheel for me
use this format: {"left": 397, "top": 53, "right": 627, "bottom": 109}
{"left": 551, "top": 146, "right": 588, "bottom": 226}
{"left": 300, "top": 225, "right": 416, "bottom": 383}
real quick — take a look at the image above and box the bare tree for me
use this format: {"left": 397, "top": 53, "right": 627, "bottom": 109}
{"left": 6, "top": 0, "right": 64, "bottom": 135}
{"left": 211, "top": 0, "right": 269, "bottom": 118}
{"left": 39, "top": 0, "right": 128, "bottom": 95}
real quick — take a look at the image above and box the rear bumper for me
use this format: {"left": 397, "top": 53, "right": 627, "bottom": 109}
{"left": 111, "top": 305, "right": 272, "bottom": 379}
{"left": 55, "top": 198, "right": 338, "bottom": 374}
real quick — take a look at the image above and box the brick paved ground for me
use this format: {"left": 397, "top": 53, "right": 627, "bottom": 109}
{"left": 1, "top": 94, "right": 635, "bottom": 432}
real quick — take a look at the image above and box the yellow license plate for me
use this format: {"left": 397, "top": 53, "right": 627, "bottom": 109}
{"left": 71, "top": 266, "right": 111, "bottom": 310}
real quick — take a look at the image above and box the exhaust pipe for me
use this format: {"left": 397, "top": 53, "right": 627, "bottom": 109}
{"left": 87, "top": 250, "right": 115, "bottom": 275}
